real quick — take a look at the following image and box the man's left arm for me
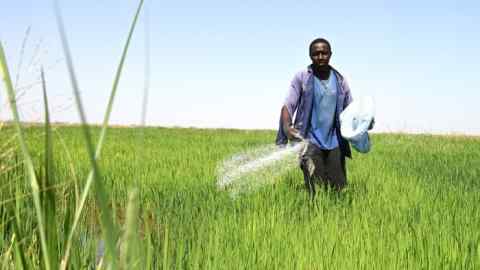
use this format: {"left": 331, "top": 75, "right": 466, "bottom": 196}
{"left": 342, "top": 78, "right": 353, "bottom": 109}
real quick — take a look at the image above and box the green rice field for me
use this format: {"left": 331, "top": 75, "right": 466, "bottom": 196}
{"left": 0, "top": 126, "right": 479, "bottom": 269}
{"left": 1, "top": 1, "right": 479, "bottom": 268}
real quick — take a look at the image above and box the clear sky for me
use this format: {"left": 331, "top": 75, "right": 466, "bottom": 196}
{"left": 1, "top": 0, "right": 479, "bottom": 134}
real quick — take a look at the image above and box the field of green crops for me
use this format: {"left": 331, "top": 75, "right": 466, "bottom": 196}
{"left": 1, "top": 125, "right": 479, "bottom": 269}
{"left": 1, "top": 1, "right": 479, "bottom": 268}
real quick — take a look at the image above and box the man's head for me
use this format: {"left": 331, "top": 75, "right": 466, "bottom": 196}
{"left": 309, "top": 38, "right": 332, "bottom": 68}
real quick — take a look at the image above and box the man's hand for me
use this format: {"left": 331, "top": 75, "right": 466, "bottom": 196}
{"left": 284, "top": 125, "right": 302, "bottom": 141}
{"left": 281, "top": 105, "right": 303, "bottom": 141}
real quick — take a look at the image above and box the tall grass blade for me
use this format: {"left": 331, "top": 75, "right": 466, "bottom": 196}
{"left": 41, "top": 68, "right": 59, "bottom": 269}
{"left": 0, "top": 42, "right": 51, "bottom": 270}
{"left": 58, "top": 0, "right": 145, "bottom": 267}
{"left": 53, "top": 2, "right": 119, "bottom": 268}
{"left": 121, "top": 189, "right": 140, "bottom": 269}
{"left": 101, "top": 0, "right": 145, "bottom": 152}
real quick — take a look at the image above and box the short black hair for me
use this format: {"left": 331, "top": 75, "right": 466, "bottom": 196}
{"left": 309, "top": 38, "right": 332, "bottom": 55}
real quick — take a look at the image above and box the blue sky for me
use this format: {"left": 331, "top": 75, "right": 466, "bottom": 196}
{"left": 1, "top": 0, "right": 479, "bottom": 134}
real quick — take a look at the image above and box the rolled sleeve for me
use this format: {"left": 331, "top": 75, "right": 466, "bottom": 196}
{"left": 342, "top": 78, "right": 353, "bottom": 109}
{"left": 284, "top": 72, "right": 303, "bottom": 116}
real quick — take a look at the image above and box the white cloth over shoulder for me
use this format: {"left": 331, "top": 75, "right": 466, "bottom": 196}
{"left": 340, "top": 96, "right": 375, "bottom": 153}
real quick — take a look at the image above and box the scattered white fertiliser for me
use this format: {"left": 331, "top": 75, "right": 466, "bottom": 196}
{"left": 217, "top": 142, "right": 305, "bottom": 196}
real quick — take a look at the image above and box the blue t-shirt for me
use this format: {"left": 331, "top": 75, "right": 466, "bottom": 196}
{"left": 308, "top": 71, "right": 339, "bottom": 149}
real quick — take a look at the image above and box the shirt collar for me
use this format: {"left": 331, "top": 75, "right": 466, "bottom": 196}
{"left": 307, "top": 64, "right": 344, "bottom": 84}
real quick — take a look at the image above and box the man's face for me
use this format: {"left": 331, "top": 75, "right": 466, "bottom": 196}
{"left": 310, "top": 42, "right": 331, "bottom": 67}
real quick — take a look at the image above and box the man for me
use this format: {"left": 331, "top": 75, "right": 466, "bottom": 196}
{"left": 276, "top": 38, "right": 362, "bottom": 197}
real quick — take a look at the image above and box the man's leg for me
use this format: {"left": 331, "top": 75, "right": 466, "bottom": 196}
{"left": 300, "top": 143, "right": 317, "bottom": 198}
{"left": 325, "top": 147, "right": 347, "bottom": 191}
{"left": 300, "top": 143, "right": 329, "bottom": 198}
{"left": 313, "top": 149, "right": 331, "bottom": 190}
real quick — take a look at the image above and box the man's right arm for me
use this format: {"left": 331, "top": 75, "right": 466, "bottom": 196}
{"left": 281, "top": 72, "right": 303, "bottom": 140}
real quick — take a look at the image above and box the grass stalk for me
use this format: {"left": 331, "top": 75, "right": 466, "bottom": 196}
{"left": 121, "top": 189, "right": 140, "bottom": 268}
{"left": 54, "top": 0, "right": 144, "bottom": 268}
{"left": 0, "top": 42, "right": 51, "bottom": 270}
{"left": 53, "top": 3, "right": 118, "bottom": 268}
{"left": 41, "top": 68, "right": 59, "bottom": 269}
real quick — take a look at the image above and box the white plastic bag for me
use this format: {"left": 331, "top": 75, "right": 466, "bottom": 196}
{"left": 340, "top": 96, "right": 375, "bottom": 153}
